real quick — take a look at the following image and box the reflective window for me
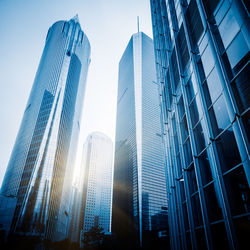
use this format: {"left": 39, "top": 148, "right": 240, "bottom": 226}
{"left": 231, "top": 62, "right": 250, "bottom": 114}
{"left": 186, "top": 0, "right": 204, "bottom": 46}
{"left": 186, "top": 74, "right": 198, "bottom": 104}
{"left": 206, "top": 67, "right": 223, "bottom": 103}
{"left": 177, "top": 25, "right": 190, "bottom": 70}
{"left": 216, "top": 126, "right": 242, "bottom": 172}
{"left": 181, "top": 116, "right": 189, "bottom": 141}
{"left": 224, "top": 166, "right": 250, "bottom": 216}
{"left": 189, "top": 96, "right": 203, "bottom": 127}
{"left": 184, "top": 138, "right": 192, "bottom": 166}
{"left": 193, "top": 121, "right": 206, "bottom": 154}
{"left": 198, "top": 150, "right": 212, "bottom": 185}
{"left": 202, "top": 0, "right": 220, "bottom": 17}
{"left": 178, "top": 96, "right": 185, "bottom": 119}
{"left": 191, "top": 193, "right": 203, "bottom": 227}
{"left": 187, "top": 167, "right": 197, "bottom": 194}
{"left": 204, "top": 183, "right": 223, "bottom": 222}
{"left": 219, "top": 9, "right": 240, "bottom": 49}
{"left": 201, "top": 45, "right": 215, "bottom": 76}
{"left": 226, "top": 31, "right": 249, "bottom": 69}
{"left": 209, "top": 94, "right": 230, "bottom": 136}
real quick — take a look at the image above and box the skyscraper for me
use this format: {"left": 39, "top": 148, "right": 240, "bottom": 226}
{"left": 78, "top": 132, "right": 113, "bottom": 245}
{"left": 0, "top": 16, "right": 91, "bottom": 241}
{"left": 150, "top": 0, "right": 249, "bottom": 249}
{"left": 112, "top": 31, "right": 168, "bottom": 248}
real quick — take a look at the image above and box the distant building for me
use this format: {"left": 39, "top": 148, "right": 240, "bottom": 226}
{"left": 112, "top": 31, "right": 168, "bottom": 248}
{"left": 1, "top": 16, "right": 90, "bottom": 242}
{"left": 150, "top": 0, "right": 250, "bottom": 249}
{"left": 78, "top": 132, "right": 113, "bottom": 246}
{"left": 0, "top": 194, "right": 17, "bottom": 241}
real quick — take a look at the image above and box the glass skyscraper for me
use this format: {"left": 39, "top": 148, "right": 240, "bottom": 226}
{"left": 0, "top": 16, "right": 91, "bottom": 242}
{"left": 78, "top": 132, "right": 113, "bottom": 245}
{"left": 150, "top": 0, "right": 249, "bottom": 249}
{"left": 112, "top": 31, "right": 168, "bottom": 248}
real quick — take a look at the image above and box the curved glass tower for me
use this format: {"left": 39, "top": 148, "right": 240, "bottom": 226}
{"left": 1, "top": 16, "right": 91, "bottom": 241}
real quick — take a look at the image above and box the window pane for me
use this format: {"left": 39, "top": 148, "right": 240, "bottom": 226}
{"left": 186, "top": 0, "right": 204, "bottom": 45}
{"left": 216, "top": 127, "right": 242, "bottom": 172}
{"left": 218, "top": 9, "right": 240, "bottom": 49}
{"left": 193, "top": 121, "right": 206, "bottom": 154}
{"left": 233, "top": 216, "right": 250, "bottom": 250}
{"left": 211, "top": 222, "right": 229, "bottom": 249}
{"left": 231, "top": 62, "right": 250, "bottom": 113}
{"left": 191, "top": 193, "right": 203, "bottom": 227}
{"left": 226, "top": 31, "right": 249, "bottom": 69}
{"left": 198, "top": 150, "right": 213, "bottom": 185}
{"left": 206, "top": 67, "right": 223, "bottom": 103}
{"left": 209, "top": 94, "right": 230, "bottom": 136}
{"left": 201, "top": 45, "right": 215, "bottom": 76}
{"left": 224, "top": 166, "right": 250, "bottom": 216}
{"left": 180, "top": 116, "right": 189, "bottom": 141}
{"left": 184, "top": 138, "right": 193, "bottom": 166}
{"left": 187, "top": 167, "right": 198, "bottom": 194}
{"left": 189, "top": 96, "right": 203, "bottom": 127}
{"left": 178, "top": 96, "right": 185, "bottom": 119}
{"left": 204, "top": 183, "right": 223, "bottom": 222}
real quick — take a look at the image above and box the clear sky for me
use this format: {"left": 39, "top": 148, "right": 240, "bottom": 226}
{"left": 0, "top": 0, "right": 153, "bottom": 186}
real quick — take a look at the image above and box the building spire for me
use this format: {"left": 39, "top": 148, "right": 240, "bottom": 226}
{"left": 137, "top": 16, "right": 140, "bottom": 33}
{"left": 73, "top": 14, "right": 79, "bottom": 23}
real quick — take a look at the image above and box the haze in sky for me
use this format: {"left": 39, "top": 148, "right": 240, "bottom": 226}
{"left": 0, "top": 0, "right": 153, "bottom": 186}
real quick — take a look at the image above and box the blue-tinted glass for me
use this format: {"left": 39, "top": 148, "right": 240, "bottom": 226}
{"left": 198, "top": 150, "right": 213, "bottom": 185}
{"left": 226, "top": 31, "right": 249, "bottom": 68}
{"left": 193, "top": 121, "right": 206, "bottom": 154}
{"left": 209, "top": 94, "right": 230, "bottom": 135}
{"left": 218, "top": 9, "right": 240, "bottom": 49}
{"left": 216, "top": 127, "right": 242, "bottom": 172}
{"left": 206, "top": 67, "right": 223, "bottom": 103}
{"left": 201, "top": 45, "right": 214, "bottom": 76}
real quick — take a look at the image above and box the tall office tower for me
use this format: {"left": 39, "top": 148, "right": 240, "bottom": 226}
{"left": 79, "top": 132, "right": 113, "bottom": 243}
{"left": 112, "top": 31, "right": 168, "bottom": 248}
{"left": 0, "top": 16, "right": 91, "bottom": 241}
{"left": 150, "top": 0, "right": 250, "bottom": 249}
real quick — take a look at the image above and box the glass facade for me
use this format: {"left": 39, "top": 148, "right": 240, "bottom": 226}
{"left": 112, "top": 32, "right": 168, "bottom": 248}
{"left": 78, "top": 132, "right": 113, "bottom": 246}
{"left": 0, "top": 16, "right": 91, "bottom": 242}
{"left": 150, "top": 0, "right": 250, "bottom": 249}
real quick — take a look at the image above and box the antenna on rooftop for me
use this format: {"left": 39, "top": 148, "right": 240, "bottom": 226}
{"left": 137, "top": 16, "right": 140, "bottom": 33}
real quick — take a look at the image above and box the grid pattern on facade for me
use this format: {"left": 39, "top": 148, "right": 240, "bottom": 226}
{"left": 150, "top": 0, "right": 250, "bottom": 249}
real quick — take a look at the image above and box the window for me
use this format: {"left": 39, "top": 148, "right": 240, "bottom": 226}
{"left": 185, "top": 0, "right": 204, "bottom": 46}
{"left": 206, "top": 67, "right": 223, "bottom": 103}
{"left": 201, "top": 45, "right": 215, "bottom": 76}
{"left": 202, "top": 0, "right": 220, "bottom": 17}
{"left": 193, "top": 121, "right": 206, "bottom": 154}
{"left": 216, "top": 126, "right": 241, "bottom": 172}
{"left": 198, "top": 150, "right": 212, "bottom": 185}
{"left": 187, "top": 166, "right": 198, "bottom": 194}
{"left": 231, "top": 61, "right": 250, "bottom": 114}
{"left": 177, "top": 25, "right": 190, "bottom": 70}
{"left": 226, "top": 31, "right": 249, "bottom": 68}
{"left": 218, "top": 9, "right": 240, "bottom": 49}
{"left": 183, "top": 138, "right": 193, "bottom": 166}
{"left": 191, "top": 193, "right": 203, "bottom": 227}
{"left": 204, "top": 183, "right": 223, "bottom": 222}
{"left": 171, "top": 48, "right": 180, "bottom": 90}
{"left": 208, "top": 94, "right": 230, "bottom": 136}
{"left": 223, "top": 166, "right": 250, "bottom": 216}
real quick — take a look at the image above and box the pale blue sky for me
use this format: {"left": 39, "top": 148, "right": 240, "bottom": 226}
{"left": 0, "top": 0, "right": 153, "bottom": 185}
